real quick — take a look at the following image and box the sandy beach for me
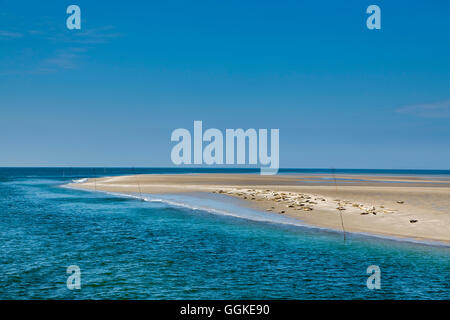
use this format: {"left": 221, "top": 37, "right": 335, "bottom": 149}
{"left": 68, "top": 173, "right": 450, "bottom": 244}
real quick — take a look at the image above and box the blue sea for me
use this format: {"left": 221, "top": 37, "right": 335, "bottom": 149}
{"left": 0, "top": 168, "right": 449, "bottom": 299}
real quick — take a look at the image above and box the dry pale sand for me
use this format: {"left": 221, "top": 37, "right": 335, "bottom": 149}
{"left": 68, "top": 174, "right": 450, "bottom": 244}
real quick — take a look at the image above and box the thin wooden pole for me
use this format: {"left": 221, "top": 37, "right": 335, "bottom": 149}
{"left": 132, "top": 167, "right": 143, "bottom": 200}
{"left": 332, "top": 168, "right": 346, "bottom": 242}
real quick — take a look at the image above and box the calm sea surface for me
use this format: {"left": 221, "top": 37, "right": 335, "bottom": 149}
{"left": 0, "top": 168, "right": 449, "bottom": 299}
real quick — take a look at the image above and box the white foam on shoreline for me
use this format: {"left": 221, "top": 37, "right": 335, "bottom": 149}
{"left": 63, "top": 183, "right": 450, "bottom": 248}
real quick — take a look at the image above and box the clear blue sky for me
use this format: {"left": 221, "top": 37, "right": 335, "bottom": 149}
{"left": 1, "top": 0, "right": 449, "bottom": 168}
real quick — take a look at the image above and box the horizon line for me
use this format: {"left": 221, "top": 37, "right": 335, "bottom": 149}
{"left": 1, "top": 166, "right": 450, "bottom": 171}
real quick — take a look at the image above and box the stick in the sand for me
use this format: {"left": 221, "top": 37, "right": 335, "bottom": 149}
{"left": 132, "top": 167, "right": 143, "bottom": 200}
{"left": 93, "top": 167, "right": 97, "bottom": 191}
{"left": 332, "top": 168, "right": 346, "bottom": 242}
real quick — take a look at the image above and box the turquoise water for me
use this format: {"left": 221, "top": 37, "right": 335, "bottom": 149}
{"left": 0, "top": 168, "right": 449, "bottom": 299}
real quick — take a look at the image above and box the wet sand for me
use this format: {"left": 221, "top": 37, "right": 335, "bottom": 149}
{"left": 67, "top": 174, "right": 450, "bottom": 244}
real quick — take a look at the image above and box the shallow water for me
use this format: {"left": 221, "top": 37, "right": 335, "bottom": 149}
{"left": 0, "top": 168, "right": 449, "bottom": 299}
